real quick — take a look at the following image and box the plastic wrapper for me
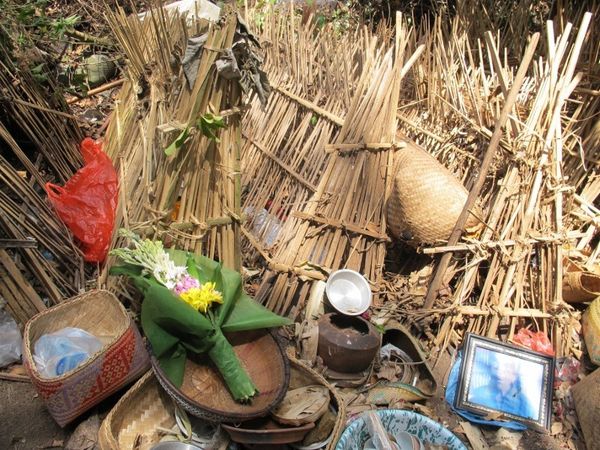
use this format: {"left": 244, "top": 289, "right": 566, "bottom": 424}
{"left": 33, "top": 327, "right": 102, "bottom": 378}
{"left": 46, "top": 138, "right": 118, "bottom": 262}
{"left": 0, "top": 308, "right": 22, "bottom": 368}
{"left": 513, "top": 328, "right": 555, "bottom": 356}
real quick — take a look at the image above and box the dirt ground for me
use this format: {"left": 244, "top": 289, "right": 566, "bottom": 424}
{"left": 0, "top": 380, "right": 68, "bottom": 449}
{"left": 0, "top": 378, "right": 122, "bottom": 450}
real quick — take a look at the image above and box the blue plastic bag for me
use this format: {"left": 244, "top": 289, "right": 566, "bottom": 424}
{"left": 33, "top": 327, "right": 102, "bottom": 378}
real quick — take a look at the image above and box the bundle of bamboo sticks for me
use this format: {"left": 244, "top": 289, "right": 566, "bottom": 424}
{"left": 0, "top": 46, "right": 85, "bottom": 324}
{"left": 99, "top": 6, "right": 247, "bottom": 294}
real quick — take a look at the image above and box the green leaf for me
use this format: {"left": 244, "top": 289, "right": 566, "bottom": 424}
{"left": 222, "top": 292, "right": 292, "bottom": 332}
{"left": 197, "top": 113, "right": 226, "bottom": 143}
{"left": 164, "top": 127, "right": 190, "bottom": 156}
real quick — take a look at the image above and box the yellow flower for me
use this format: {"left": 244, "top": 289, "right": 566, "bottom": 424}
{"left": 179, "top": 282, "right": 223, "bottom": 313}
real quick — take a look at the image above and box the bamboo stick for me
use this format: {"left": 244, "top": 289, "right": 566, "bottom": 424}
{"left": 424, "top": 33, "right": 540, "bottom": 309}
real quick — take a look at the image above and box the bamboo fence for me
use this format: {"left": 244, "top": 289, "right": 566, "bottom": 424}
{"left": 242, "top": 4, "right": 600, "bottom": 357}
{"left": 99, "top": 6, "right": 247, "bottom": 295}
{"left": 394, "top": 10, "right": 598, "bottom": 355}
{"left": 0, "top": 46, "right": 85, "bottom": 324}
{"left": 240, "top": 8, "right": 367, "bottom": 264}
{"left": 242, "top": 9, "right": 425, "bottom": 318}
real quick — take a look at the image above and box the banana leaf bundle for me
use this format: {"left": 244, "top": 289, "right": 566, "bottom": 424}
{"left": 110, "top": 231, "right": 291, "bottom": 402}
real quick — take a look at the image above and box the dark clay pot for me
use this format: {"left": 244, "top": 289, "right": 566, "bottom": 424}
{"left": 317, "top": 313, "right": 380, "bottom": 373}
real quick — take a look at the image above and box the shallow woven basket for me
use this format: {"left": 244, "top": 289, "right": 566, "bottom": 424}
{"left": 386, "top": 142, "right": 481, "bottom": 245}
{"left": 23, "top": 290, "right": 150, "bottom": 426}
{"left": 152, "top": 329, "right": 290, "bottom": 423}
{"left": 582, "top": 297, "right": 600, "bottom": 365}
{"left": 98, "top": 371, "right": 176, "bottom": 450}
{"left": 572, "top": 368, "right": 600, "bottom": 450}
{"left": 287, "top": 354, "right": 346, "bottom": 450}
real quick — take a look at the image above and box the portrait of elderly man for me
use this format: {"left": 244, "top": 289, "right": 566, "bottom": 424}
{"left": 467, "top": 347, "right": 540, "bottom": 420}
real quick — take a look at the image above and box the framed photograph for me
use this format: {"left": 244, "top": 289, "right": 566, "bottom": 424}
{"left": 454, "top": 333, "right": 555, "bottom": 431}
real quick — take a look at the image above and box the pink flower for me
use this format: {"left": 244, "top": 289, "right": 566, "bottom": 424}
{"left": 173, "top": 274, "right": 200, "bottom": 295}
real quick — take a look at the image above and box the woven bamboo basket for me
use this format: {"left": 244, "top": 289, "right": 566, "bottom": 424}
{"left": 582, "top": 297, "right": 600, "bottom": 365}
{"left": 23, "top": 290, "right": 150, "bottom": 426}
{"left": 98, "top": 371, "right": 176, "bottom": 450}
{"left": 152, "top": 330, "right": 290, "bottom": 423}
{"left": 563, "top": 271, "right": 600, "bottom": 304}
{"left": 287, "top": 354, "right": 346, "bottom": 450}
{"left": 572, "top": 368, "right": 600, "bottom": 450}
{"left": 386, "top": 142, "right": 481, "bottom": 245}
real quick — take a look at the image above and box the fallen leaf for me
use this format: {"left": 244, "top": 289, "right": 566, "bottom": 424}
{"left": 376, "top": 365, "right": 399, "bottom": 382}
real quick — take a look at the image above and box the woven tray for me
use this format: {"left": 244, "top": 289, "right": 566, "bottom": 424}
{"left": 572, "top": 368, "right": 600, "bottom": 450}
{"left": 99, "top": 371, "right": 176, "bottom": 450}
{"left": 152, "top": 329, "right": 290, "bottom": 423}
{"left": 386, "top": 142, "right": 481, "bottom": 245}
{"left": 23, "top": 290, "right": 150, "bottom": 426}
{"left": 287, "top": 353, "right": 346, "bottom": 450}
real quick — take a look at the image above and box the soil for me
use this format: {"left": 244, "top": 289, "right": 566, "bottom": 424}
{"left": 0, "top": 378, "right": 121, "bottom": 450}
{"left": 0, "top": 380, "right": 68, "bottom": 449}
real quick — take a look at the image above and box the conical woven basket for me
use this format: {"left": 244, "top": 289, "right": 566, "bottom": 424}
{"left": 98, "top": 371, "right": 176, "bottom": 450}
{"left": 152, "top": 329, "right": 290, "bottom": 423}
{"left": 582, "top": 297, "right": 600, "bottom": 365}
{"left": 386, "top": 142, "right": 481, "bottom": 245}
{"left": 572, "top": 368, "right": 600, "bottom": 450}
{"left": 23, "top": 290, "right": 150, "bottom": 426}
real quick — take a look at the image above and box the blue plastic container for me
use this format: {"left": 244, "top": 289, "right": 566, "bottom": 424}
{"left": 335, "top": 409, "right": 468, "bottom": 450}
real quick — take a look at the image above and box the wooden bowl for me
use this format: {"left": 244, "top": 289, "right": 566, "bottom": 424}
{"left": 222, "top": 418, "right": 315, "bottom": 445}
{"left": 152, "top": 329, "right": 289, "bottom": 423}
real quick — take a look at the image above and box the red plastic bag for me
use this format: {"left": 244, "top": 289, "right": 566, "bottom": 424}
{"left": 513, "top": 328, "right": 555, "bottom": 356}
{"left": 46, "top": 138, "right": 118, "bottom": 262}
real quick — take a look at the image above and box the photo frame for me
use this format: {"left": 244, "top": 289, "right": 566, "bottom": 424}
{"left": 454, "top": 333, "right": 555, "bottom": 431}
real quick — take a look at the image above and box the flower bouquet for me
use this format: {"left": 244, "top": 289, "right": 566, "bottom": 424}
{"left": 110, "top": 230, "right": 291, "bottom": 403}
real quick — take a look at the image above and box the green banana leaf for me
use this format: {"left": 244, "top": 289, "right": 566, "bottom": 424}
{"left": 168, "top": 249, "right": 291, "bottom": 331}
{"left": 111, "top": 249, "right": 291, "bottom": 398}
